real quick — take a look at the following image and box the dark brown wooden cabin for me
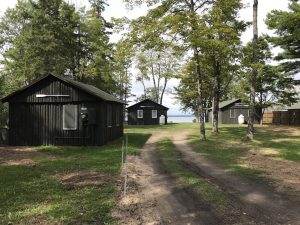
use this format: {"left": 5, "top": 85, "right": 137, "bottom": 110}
{"left": 208, "top": 99, "right": 260, "bottom": 124}
{"left": 263, "top": 101, "right": 300, "bottom": 125}
{"left": 1, "top": 74, "right": 124, "bottom": 146}
{"left": 127, "top": 99, "right": 168, "bottom": 125}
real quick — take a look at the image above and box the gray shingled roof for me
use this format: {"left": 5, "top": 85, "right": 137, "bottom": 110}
{"left": 219, "top": 99, "right": 240, "bottom": 109}
{"left": 2, "top": 73, "right": 124, "bottom": 103}
{"left": 59, "top": 75, "right": 123, "bottom": 103}
{"left": 127, "top": 99, "right": 169, "bottom": 110}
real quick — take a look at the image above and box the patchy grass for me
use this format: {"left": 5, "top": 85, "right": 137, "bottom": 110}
{"left": 125, "top": 123, "right": 198, "bottom": 133}
{"left": 189, "top": 125, "right": 300, "bottom": 182}
{"left": 0, "top": 133, "right": 150, "bottom": 225}
{"left": 157, "top": 138, "right": 229, "bottom": 209}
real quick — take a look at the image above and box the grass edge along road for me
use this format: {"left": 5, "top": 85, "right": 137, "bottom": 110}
{"left": 157, "top": 138, "right": 261, "bottom": 224}
{"left": 188, "top": 124, "right": 300, "bottom": 198}
{"left": 0, "top": 133, "right": 150, "bottom": 225}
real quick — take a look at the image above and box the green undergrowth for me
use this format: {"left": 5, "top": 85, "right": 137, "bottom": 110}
{"left": 157, "top": 138, "right": 229, "bottom": 210}
{"left": 0, "top": 133, "right": 150, "bottom": 225}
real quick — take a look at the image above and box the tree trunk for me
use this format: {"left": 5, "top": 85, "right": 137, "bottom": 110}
{"left": 246, "top": 0, "right": 258, "bottom": 140}
{"left": 212, "top": 58, "right": 221, "bottom": 134}
{"left": 194, "top": 48, "right": 206, "bottom": 140}
{"left": 150, "top": 58, "right": 159, "bottom": 103}
{"left": 160, "top": 77, "right": 168, "bottom": 105}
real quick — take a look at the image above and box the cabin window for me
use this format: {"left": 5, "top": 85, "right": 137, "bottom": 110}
{"left": 63, "top": 105, "right": 78, "bottom": 130}
{"left": 116, "top": 109, "right": 120, "bottom": 126}
{"left": 107, "top": 105, "right": 112, "bottom": 127}
{"left": 137, "top": 110, "right": 143, "bottom": 118}
{"left": 152, "top": 110, "right": 157, "bottom": 118}
{"left": 230, "top": 109, "right": 236, "bottom": 118}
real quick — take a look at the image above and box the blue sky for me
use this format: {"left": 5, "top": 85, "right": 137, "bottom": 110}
{"left": 0, "top": 0, "right": 290, "bottom": 115}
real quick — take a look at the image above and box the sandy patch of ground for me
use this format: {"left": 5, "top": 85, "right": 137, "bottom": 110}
{"left": 0, "top": 146, "right": 54, "bottom": 166}
{"left": 54, "top": 171, "right": 114, "bottom": 189}
{"left": 258, "top": 126, "right": 300, "bottom": 136}
{"left": 18, "top": 216, "right": 62, "bottom": 225}
{"left": 239, "top": 149, "right": 300, "bottom": 195}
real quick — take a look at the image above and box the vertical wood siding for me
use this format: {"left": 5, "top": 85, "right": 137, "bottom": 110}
{"left": 128, "top": 100, "right": 168, "bottom": 125}
{"left": 7, "top": 76, "right": 123, "bottom": 146}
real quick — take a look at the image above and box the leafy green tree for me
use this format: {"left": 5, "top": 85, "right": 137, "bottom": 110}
{"left": 113, "top": 38, "right": 134, "bottom": 111}
{"left": 266, "top": 1, "right": 300, "bottom": 75}
{"left": 125, "top": 0, "right": 216, "bottom": 140}
{"left": 0, "top": 0, "right": 81, "bottom": 82}
{"left": 175, "top": 59, "right": 213, "bottom": 116}
{"left": 135, "top": 47, "right": 181, "bottom": 104}
{"left": 78, "top": 0, "right": 116, "bottom": 93}
{"left": 200, "top": 0, "right": 245, "bottom": 133}
{"left": 237, "top": 37, "right": 298, "bottom": 123}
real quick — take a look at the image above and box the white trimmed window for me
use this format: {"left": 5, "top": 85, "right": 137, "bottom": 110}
{"left": 230, "top": 109, "right": 236, "bottom": 118}
{"left": 63, "top": 105, "right": 78, "bottom": 130}
{"left": 137, "top": 110, "right": 143, "bottom": 118}
{"left": 152, "top": 110, "right": 157, "bottom": 118}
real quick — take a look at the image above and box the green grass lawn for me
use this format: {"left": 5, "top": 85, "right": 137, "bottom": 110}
{"left": 124, "top": 123, "right": 198, "bottom": 133}
{"left": 0, "top": 133, "right": 150, "bottom": 225}
{"left": 189, "top": 124, "right": 300, "bottom": 177}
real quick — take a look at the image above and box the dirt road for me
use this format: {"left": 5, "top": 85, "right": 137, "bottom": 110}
{"left": 114, "top": 131, "right": 300, "bottom": 225}
{"left": 172, "top": 132, "right": 300, "bottom": 225}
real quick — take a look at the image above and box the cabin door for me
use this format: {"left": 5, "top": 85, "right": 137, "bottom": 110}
{"left": 144, "top": 110, "right": 152, "bottom": 125}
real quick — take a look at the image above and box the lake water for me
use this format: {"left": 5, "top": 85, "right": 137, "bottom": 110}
{"left": 168, "top": 116, "right": 197, "bottom": 123}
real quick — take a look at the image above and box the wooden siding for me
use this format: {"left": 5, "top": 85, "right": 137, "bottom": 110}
{"left": 127, "top": 100, "right": 168, "bottom": 125}
{"left": 8, "top": 76, "right": 99, "bottom": 103}
{"left": 208, "top": 106, "right": 260, "bottom": 124}
{"left": 221, "top": 107, "right": 251, "bottom": 124}
{"left": 128, "top": 108, "right": 167, "bottom": 125}
{"left": 7, "top": 76, "right": 123, "bottom": 146}
{"left": 263, "top": 110, "right": 300, "bottom": 125}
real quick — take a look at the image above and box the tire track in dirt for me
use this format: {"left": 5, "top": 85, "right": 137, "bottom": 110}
{"left": 113, "top": 132, "right": 221, "bottom": 225}
{"left": 172, "top": 131, "right": 300, "bottom": 225}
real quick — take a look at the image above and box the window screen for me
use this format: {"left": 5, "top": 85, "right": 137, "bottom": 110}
{"left": 152, "top": 110, "right": 157, "bottom": 118}
{"left": 63, "top": 105, "right": 78, "bottom": 130}
{"left": 137, "top": 110, "right": 143, "bottom": 118}
{"left": 230, "top": 109, "right": 236, "bottom": 118}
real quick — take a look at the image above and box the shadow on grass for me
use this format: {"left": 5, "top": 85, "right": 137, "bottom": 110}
{"left": 157, "top": 138, "right": 229, "bottom": 208}
{"left": 0, "top": 133, "right": 151, "bottom": 224}
{"left": 189, "top": 125, "right": 300, "bottom": 178}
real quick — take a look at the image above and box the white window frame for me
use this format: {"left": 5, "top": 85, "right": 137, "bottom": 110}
{"left": 63, "top": 105, "right": 78, "bottom": 130}
{"left": 230, "top": 109, "right": 236, "bottom": 118}
{"left": 137, "top": 110, "right": 143, "bottom": 118}
{"left": 152, "top": 110, "right": 157, "bottom": 118}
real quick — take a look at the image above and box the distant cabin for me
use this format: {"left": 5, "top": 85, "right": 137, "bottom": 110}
{"left": 208, "top": 99, "right": 260, "bottom": 124}
{"left": 263, "top": 101, "right": 300, "bottom": 125}
{"left": 127, "top": 99, "right": 169, "bottom": 125}
{"left": 1, "top": 74, "right": 124, "bottom": 146}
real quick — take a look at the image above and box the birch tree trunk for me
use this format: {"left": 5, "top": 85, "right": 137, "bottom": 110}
{"left": 212, "top": 58, "right": 221, "bottom": 134}
{"left": 246, "top": 0, "right": 258, "bottom": 140}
